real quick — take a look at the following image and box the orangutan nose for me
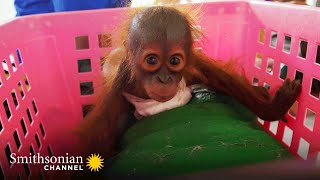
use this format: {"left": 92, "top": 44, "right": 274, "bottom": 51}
{"left": 157, "top": 75, "right": 172, "bottom": 84}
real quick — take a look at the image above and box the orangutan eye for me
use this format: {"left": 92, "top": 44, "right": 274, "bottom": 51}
{"left": 170, "top": 56, "right": 180, "bottom": 65}
{"left": 146, "top": 56, "right": 158, "bottom": 65}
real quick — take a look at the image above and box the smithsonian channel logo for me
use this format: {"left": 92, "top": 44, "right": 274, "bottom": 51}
{"left": 10, "top": 153, "right": 104, "bottom": 172}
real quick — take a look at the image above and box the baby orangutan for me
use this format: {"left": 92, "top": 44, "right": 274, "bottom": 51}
{"left": 77, "top": 6, "right": 302, "bottom": 157}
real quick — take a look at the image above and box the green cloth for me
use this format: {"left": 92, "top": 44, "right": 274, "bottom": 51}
{"left": 107, "top": 92, "right": 291, "bottom": 178}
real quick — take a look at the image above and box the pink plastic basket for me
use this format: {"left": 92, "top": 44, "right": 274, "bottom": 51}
{"left": 0, "top": 0, "right": 319, "bottom": 179}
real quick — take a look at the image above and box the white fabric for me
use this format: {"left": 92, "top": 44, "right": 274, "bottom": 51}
{"left": 123, "top": 78, "right": 192, "bottom": 119}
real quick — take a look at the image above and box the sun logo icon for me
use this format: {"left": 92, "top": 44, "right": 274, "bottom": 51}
{"left": 86, "top": 153, "right": 104, "bottom": 172}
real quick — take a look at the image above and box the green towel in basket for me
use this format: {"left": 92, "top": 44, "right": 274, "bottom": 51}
{"left": 105, "top": 89, "right": 292, "bottom": 178}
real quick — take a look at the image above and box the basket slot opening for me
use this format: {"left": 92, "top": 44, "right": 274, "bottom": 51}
{"left": 269, "top": 121, "right": 278, "bottom": 135}
{"left": 282, "top": 126, "right": 293, "bottom": 147}
{"left": 75, "top": 36, "right": 89, "bottom": 50}
{"left": 270, "top": 31, "right": 277, "bottom": 48}
{"left": 316, "top": 45, "right": 320, "bottom": 65}
{"left": 40, "top": 172, "right": 44, "bottom": 180}
{"left": 266, "top": 58, "right": 274, "bottom": 75}
{"left": 24, "top": 75, "right": 31, "bottom": 91}
{"left": 252, "top": 77, "right": 259, "bottom": 86}
{"left": 2, "top": 60, "right": 10, "bottom": 79}
{"left": 16, "top": 49, "right": 23, "bottom": 64}
{"left": 0, "top": 117, "right": 3, "bottom": 133}
{"left": 48, "top": 146, "right": 53, "bottom": 157}
{"left": 30, "top": 145, "right": 35, "bottom": 156}
{"left": 297, "top": 138, "right": 309, "bottom": 160}
{"left": 263, "top": 82, "right": 270, "bottom": 91}
{"left": 289, "top": 101, "right": 298, "bottom": 119}
{"left": 257, "top": 118, "right": 264, "bottom": 125}
{"left": 100, "top": 57, "right": 106, "bottom": 71}
{"left": 9, "top": 54, "right": 17, "bottom": 72}
{"left": 304, "top": 109, "right": 315, "bottom": 131}
{"left": 298, "top": 40, "right": 308, "bottom": 59}
{"left": 98, "top": 34, "right": 112, "bottom": 48}
{"left": 23, "top": 163, "right": 30, "bottom": 178}
{"left": 311, "top": 78, "right": 320, "bottom": 99}
{"left": 255, "top": 53, "right": 262, "bottom": 69}
{"left": 13, "top": 130, "right": 21, "bottom": 149}
{"left": 80, "top": 82, "right": 94, "bottom": 95}
{"left": 11, "top": 90, "right": 18, "bottom": 108}
{"left": 82, "top": 104, "right": 93, "bottom": 118}
{"left": 279, "top": 63, "right": 288, "bottom": 80}
{"left": 17, "top": 175, "right": 21, "bottom": 180}
{"left": 39, "top": 123, "right": 45, "bottom": 137}
{"left": 5, "top": 145, "right": 12, "bottom": 166}
{"left": 78, "top": 59, "right": 92, "bottom": 73}
{"left": 258, "top": 28, "right": 265, "bottom": 44}
{"left": 35, "top": 133, "right": 41, "bottom": 148}
{"left": 283, "top": 35, "right": 291, "bottom": 53}
{"left": 20, "top": 119, "right": 27, "bottom": 136}
{"left": 18, "top": 82, "right": 25, "bottom": 98}
{"left": 26, "top": 108, "right": 33, "bottom": 124}
{"left": 294, "top": 70, "right": 303, "bottom": 84}
{"left": 32, "top": 100, "right": 38, "bottom": 114}
{"left": 0, "top": 165, "right": 4, "bottom": 180}
{"left": 3, "top": 100, "right": 11, "bottom": 120}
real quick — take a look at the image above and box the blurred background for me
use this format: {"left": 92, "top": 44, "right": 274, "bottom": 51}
{"left": 0, "top": 0, "right": 16, "bottom": 24}
{"left": 0, "top": 0, "right": 319, "bottom": 24}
